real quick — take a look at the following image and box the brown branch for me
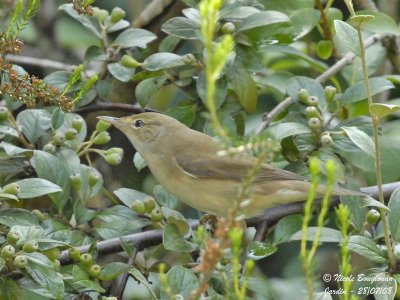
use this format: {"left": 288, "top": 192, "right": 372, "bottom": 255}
{"left": 5, "top": 54, "right": 77, "bottom": 71}
{"left": 73, "top": 103, "right": 158, "bottom": 115}
{"left": 132, "top": 0, "right": 174, "bottom": 28}
{"left": 54, "top": 181, "right": 400, "bottom": 266}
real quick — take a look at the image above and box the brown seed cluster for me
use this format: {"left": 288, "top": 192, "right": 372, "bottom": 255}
{"left": 71, "top": 0, "right": 94, "bottom": 15}
{"left": 0, "top": 36, "right": 23, "bottom": 55}
{"left": 0, "top": 57, "right": 73, "bottom": 111}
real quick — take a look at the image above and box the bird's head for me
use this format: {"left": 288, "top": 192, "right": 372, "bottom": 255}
{"left": 97, "top": 112, "right": 182, "bottom": 155}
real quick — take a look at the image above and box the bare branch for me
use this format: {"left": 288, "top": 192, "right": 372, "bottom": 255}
{"left": 5, "top": 54, "right": 77, "bottom": 71}
{"left": 132, "top": 0, "right": 174, "bottom": 28}
{"left": 56, "top": 181, "right": 400, "bottom": 265}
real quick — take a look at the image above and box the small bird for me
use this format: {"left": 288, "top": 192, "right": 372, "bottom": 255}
{"left": 98, "top": 113, "right": 362, "bottom": 217}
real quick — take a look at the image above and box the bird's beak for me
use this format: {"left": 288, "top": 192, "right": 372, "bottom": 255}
{"left": 97, "top": 116, "right": 119, "bottom": 125}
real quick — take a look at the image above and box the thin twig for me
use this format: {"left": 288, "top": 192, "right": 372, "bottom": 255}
{"left": 115, "top": 250, "right": 137, "bottom": 299}
{"left": 5, "top": 54, "right": 77, "bottom": 71}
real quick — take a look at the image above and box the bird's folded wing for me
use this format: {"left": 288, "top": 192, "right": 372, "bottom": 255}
{"left": 175, "top": 155, "right": 306, "bottom": 182}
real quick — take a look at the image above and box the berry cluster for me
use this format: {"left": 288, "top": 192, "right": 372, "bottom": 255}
{"left": 0, "top": 35, "right": 23, "bottom": 55}
{"left": 0, "top": 57, "right": 74, "bottom": 111}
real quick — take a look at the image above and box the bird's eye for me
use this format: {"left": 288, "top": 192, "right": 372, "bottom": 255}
{"left": 133, "top": 119, "right": 144, "bottom": 128}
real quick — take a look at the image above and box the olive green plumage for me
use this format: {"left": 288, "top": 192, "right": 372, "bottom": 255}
{"left": 98, "top": 113, "right": 362, "bottom": 217}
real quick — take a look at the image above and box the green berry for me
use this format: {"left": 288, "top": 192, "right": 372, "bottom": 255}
{"left": 70, "top": 173, "right": 82, "bottom": 191}
{"left": 72, "top": 117, "right": 84, "bottom": 133}
{"left": 65, "top": 128, "right": 78, "bottom": 140}
{"left": 0, "top": 107, "right": 9, "bottom": 120}
{"left": 96, "top": 120, "right": 111, "bottom": 132}
{"left": 298, "top": 88, "right": 309, "bottom": 103}
{"left": 23, "top": 240, "right": 39, "bottom": 253}
{"left": 52, "top": 132, "right": 65, "bottom": 146}
{"left": 308, "top": 117, "right": 321, "bottom": 130}
{"left": 93, "top": 131, "right": 111, "bottom": 145}
{"left": 80, "top": 253, "right": 93, "bottom": 266}
{"left": 88, "top": 171, "right": 100, "bottom": 187}
{"left": 325, "top": 85, "right": 337, "bottom": 103}
{"left": 110, "top": 7, "right": 126, "bottom": 23}
{"left": 68, "top": 247, "right": 81, "bottom": 261}
{"left": 182, "top": 54, "right": 196, "bottom": 65}
{"left": 43, "top": 143, "right": 56, "bottom": 153}
{"left": 105, "top": 147, "right": 124, "bottom": 157}
{"left": 52, "top": 259, "right": 61, "bottom": 271}
{"left": 366, "top": 209, "right": 380, "bottom": 224}
{"left": 42, "top": 248, "right": 60, "bottom": 261}
{"left": 32, "top": 209, "right": 46, "bottom": 221}
{"left": 7, "top": 231, "right": 20, "bottom": 244}
{"left": 320, "top": 134, "right": 333, "bottom": 146}
{"left": 105, "top": 153, "right": 122, "bottom": 165}
{"left": 143, "top": 197, "right": 156, "bottom": 213}
{"left": 93, "top": 7, "right": 109, "bottom": 23}
{"left": 150, "top": 208, "right": 163, "bottom": 222}
{"left": 3, "top": 182, "right": 20, "bottom": 196}
{"left": 14, "top": 255, "right": 28, "bottom": 268}
{"left": 89, "top": 264, "right": 102, "bottom": 277}
{"left": 131, "top": 200, "right": 146, "bottom": 214}
{"left": 305, "top": 106, "right": 321, "bottom": 119}
{"left": 120, "top": 55, "right": 142, "bottom": 68}
{"left": 1, "top": 245, "right": 15, "bottom": 258}
{"left": 222, "top": 22, "right": 235, "bottom": 34}
{"left": 307, "top": 96, "right": 319, "bottom": 106}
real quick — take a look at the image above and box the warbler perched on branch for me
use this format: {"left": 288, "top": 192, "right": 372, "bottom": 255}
{"left": 98, "top": 113, "right": 362, "bottom": 217}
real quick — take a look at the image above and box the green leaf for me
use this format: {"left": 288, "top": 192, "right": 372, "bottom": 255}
{"left": 290, "top": 8, "right": 320, "bottom": 40}
{"left": 342, "top": 126, "right": 375, "bottom": 157}
{"left": 361, "top": 196, "right": 389, "bottom": 211}
{"left": 0, "top": 209, "right": 38, "bottom": 227}
{"left": 341, "top": 78, "right": 394, "bottom": 105}
{"left": 72, "top": 265, "right": 105, "bottom": 292}
{"left": 0, "top": 125, "right": 18, "bottom": 138}
{"left": 247, "top": 241, "right": 277, "bottom": 260}
{"left": 16, "top": 178, "right": 62, "bottom": 199}
{"left": 371, "top": 103, "right": 400, "bottom": 119}
{"left": 51, "top": 108, "right": 65, "bottom": 130}
{"left": 107, "top": 62, "right": 135, "bottom": 82}
{"left": 99, "top": 262, "right": 132, "bottom": 281}
{"left": 11, "top": 225, "right": 44, "bottom": 244}
{"left": 135, "top": 76, "right": 168, "bottom": 107}
{"left": 388, "top": 188, "right": 400, "bottom": 241}
{"left": 334, "top": 20, "right": 360, "bottom": 56}
{"left": 269, "top": 122, "right": 311, "bottom": 141}
{"left": 143, "top": 53, "right": 185, "bottom": 71}
{"left": 237, "top": 11, "right": 290, "bottom": 32}
{"left": 154, "top": 186, "right": 179, "bottom": 210}
{"left": 16, "top": 109, "right": 51, "bottom": 143}
{"left": 130, "top": 268, "right": 157, "bottom": 300}
{"left": 161, "top": 266, "right": 199, "bottom": 300}
{"left": 161, "top": 17, "right": 201, "bottom": 39}
{"left": 163, "top": 223, "right": 197, "bottom": 253}
{"left": 59, "top": 4, "right": 102, "bottom": 39}
{"left": 114, "top": 188, "right": 149, "bottom": 208}
{"left": 113, "top": 28, "right": 157, "bottom": 49}
{"left": 32, "top": 151, "right": 70, "bottom": 210}
{"left": 290, "top": 227, "right": 341, "bottom": 242}
{"left": 228, "top": 65, "right": 258, "bottom": 113}
{"left": 347, "top": 235, "right": 386, "bottom": 263}
{"left": 356, "top": 10, "right": 400, "bottom": 35}
{"left": 274, "top": 214, "right": 303, "bottom": 244}
{"left": 166, "top": 105, "right": 197, "bottom": 127}
{"left": 133, "top": 152, "right": 147, "bottom": 172}
{"left": 0, "top": 277, "right": 21, "bottom": 300}
{"left": 43, "top": 71, "right": 72, "bottom": 91}
{"left": 26, "top": 257, "right": 65, "bottom": 298}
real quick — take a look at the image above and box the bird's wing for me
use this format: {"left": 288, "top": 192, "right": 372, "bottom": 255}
{"left": 175, "top": 154, "right": 306, "bottom": 182}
